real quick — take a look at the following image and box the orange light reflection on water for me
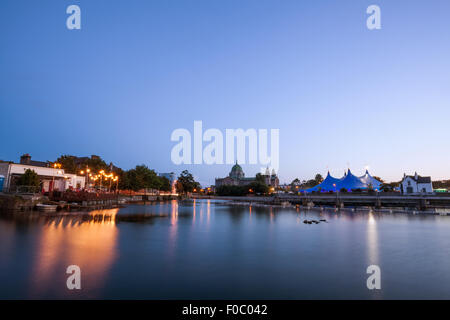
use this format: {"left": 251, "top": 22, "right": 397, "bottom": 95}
{"left": 367, "top": 210, "right": 379, "bottom": 266}
{"left": 28, "top": 209, "right": 119, "bottom": 298}
{"left": 207, "top": 200, "right": 210, "bottom": 225}
{"left": 167, "top": 200, "right": 179, "bottom": 261}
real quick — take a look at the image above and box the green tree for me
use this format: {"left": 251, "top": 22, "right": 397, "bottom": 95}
{"left": 85, "top": 156, "right": 108, "bottom": 173}
{"left": 290, "top": 178, "right": 301, "bottom": 191}
{"left": 124, "top": 168, "right": 141, "bottom": 191}
{"left": 158, "top": 176, "right": 171, "bottom": 192}
{"left": 135, "top": 165, "right": 160, "bottom": 189}
{"left": 177, "top": 170, "right": 200, "bottom": 194}
{"left": 122, "top": 165, "right": 162, "bottom": 191}
{"left": 301, "top": 179, "right": 317, "bottom": 189}
{"left": 175, "top": 180, "right": 184, "bottom": 194}
{"left": 216, "top": 185, "right": 247, "bottom": 196}
{"left": 118, "top": 165, "right": 174, "bottom": 192}
{"left": 56, "top": 155, "right": 77, "bottom": 174}
{"left": 118, "top": 168, "right": 132, "bottom": 190}
{"left": 373, "top": 176, "right": 384, "bottom": 183}
{"left": 380, "top": 183, "right": 397, "bottom": 192}
{"left": 315, "top": 174, "right": 324, "bottom": 184}
{"left": 255, "top": 173, "right": 266, "bottom": 184}
{"left": 215, "top": 183, "right": 269, "bottom": 196}
{"left": 248, "top": 181, "right": 269, "bottom": 194}
{"left": 56, "top": 155, "right": 109, "bottom": 174}
{"left": 17, "top": 169, "right": 40, "bottom": 187}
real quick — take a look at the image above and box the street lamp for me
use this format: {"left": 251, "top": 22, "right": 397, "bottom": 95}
{"left": 79, "top": 167, "right": 91, "bottom": 191}
{"left": 80, "top": 170, "right": 85, "bottom": 189}
{"left": 104, "top": 175, "right": 110, "bottom": 192}
{"left": 51, "top": 163, "right": 61, "bottom": 192}
{"left": 114, "top": 176, "right": 119, "bottom": 193}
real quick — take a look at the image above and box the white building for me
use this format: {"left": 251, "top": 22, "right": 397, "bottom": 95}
{"left": 0, "top": 154, "right": 85, "bottom": 192}
{"left": 400, "top": 172, "right": 433, "bottom": 194}
{"left": 63, "top": 173, "right": 86, "bottom": 191}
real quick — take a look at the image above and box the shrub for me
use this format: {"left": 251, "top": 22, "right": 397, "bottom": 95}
{"left": 17, "top": 169, "right": 40, "bottom": 187}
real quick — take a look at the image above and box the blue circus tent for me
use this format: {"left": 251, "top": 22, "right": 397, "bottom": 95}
{"left": 307, "top": 171, "right": 341, "bottom": 192}
{"left": 359, "top": 170, "right": 382, "bottom": 191}
{"left": 339, "top": 169, "right": 367, "bottom": 191}
{"left": 304, "top": 169, "right": 382, "bottom": 193}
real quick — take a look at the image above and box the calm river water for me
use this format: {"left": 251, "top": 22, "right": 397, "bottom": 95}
{"left": 1, "top": 199, "right": 450, "bottom": 299}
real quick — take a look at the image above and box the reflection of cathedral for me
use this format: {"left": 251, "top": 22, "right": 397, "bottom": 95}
{"left": 215, "top": 162, "right": 279, "bottom": 188}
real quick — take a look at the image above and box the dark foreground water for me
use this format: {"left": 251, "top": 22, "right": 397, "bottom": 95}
{"left": 1, "top": 199, "right": 450, "bottom": 299}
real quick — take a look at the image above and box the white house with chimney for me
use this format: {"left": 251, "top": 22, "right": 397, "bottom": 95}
{"left": 400, "top": 172, "right": 433, "bottom": 194}
{"left": 0, "top": 154, "right": 85, "bottom": 192}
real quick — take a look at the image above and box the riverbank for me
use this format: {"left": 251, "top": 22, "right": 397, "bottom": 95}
{"left": 192, "top": 194, "right": 450, "bottom": 214}
{"left": 3, "top": 192, "right": 450, "bottom": 216}
{"left": 222, "top": 200, "right": 450, "bottom": 216}
{"left": 0, "top": 192, "right": 179, "bottom": 213}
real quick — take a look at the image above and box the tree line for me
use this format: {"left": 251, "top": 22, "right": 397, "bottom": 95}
{"left": 52, "top": 155, "right": 201, "bottom": 193}
{"left": 215, "top": 173, "right": 270, "bottom": 196}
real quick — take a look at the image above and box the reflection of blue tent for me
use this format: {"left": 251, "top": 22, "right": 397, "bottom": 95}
{"left": 304, "top": 169, "right": 382, "bottom": 193}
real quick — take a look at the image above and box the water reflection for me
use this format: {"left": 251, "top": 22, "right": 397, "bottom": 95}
{"left": 171, "top": 200, "right": 178, "bottom": 225}
{"left": 28, "top": 209, "right": 119, "bottom": 298}
{"left": 227, "top": 205, "right": 247, "bottom": 224}
{"left": 167, "top": 200, "right": 179, "bottom": 260}
{"left": 270, "top": 207, "right": 274, "bottom": 223}
{"left": 1, "top": 201, "right": 450, "bottom": 299}
{"left": 207, "top": 200, "right": 211, "bottom": 225}
{"left": 366, "top": 211, "right": 379, "bottom": 265}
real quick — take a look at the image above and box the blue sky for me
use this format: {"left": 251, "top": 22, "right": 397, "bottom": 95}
{"left": 1, "top": 0, "right": 449, "bottom": 186}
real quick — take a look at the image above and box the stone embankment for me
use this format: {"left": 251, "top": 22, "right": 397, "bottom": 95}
{"left": 0, "top": 193, "right": 47, "bottom": 211}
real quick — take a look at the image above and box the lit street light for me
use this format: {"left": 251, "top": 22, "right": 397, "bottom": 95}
{"left": 51, "top": 163, "right": 61, "bottom": 193}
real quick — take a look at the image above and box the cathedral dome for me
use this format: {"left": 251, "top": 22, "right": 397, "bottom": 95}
{"left": 229, "top": 162, "right": 245, "bottom": 179}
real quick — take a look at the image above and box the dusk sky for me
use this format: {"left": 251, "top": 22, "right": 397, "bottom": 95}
{"left": 1, "top": 0, "right": 449, "bottom": 186}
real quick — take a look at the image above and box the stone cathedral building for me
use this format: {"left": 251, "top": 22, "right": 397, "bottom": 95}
{"left": 215, "top": 162, "right": 279, "bottom": 188}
